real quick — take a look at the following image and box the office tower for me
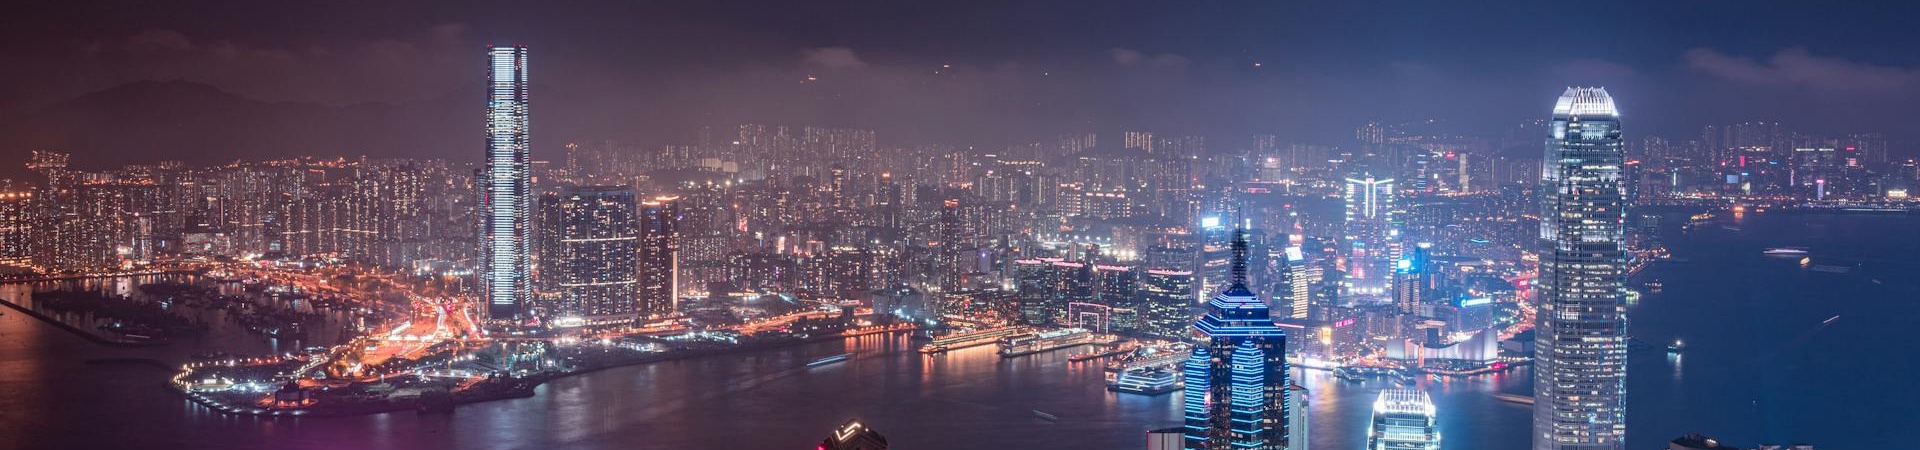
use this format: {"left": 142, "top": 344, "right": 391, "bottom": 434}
{"left": 1392, "top": 242, "right": 1431, "bottom": 315}
{"left": 639, "top": 196, "right": 682, "bottom": 316}
{"left": 1287, "top": 385, "right": 1310, "bottom": 450}
{"left": 1183, "top": 230, "right": 1291, "bottom": 450}
{"left": 541, "top": 186, "right": 639, "bottom": 326}
{"left": 1148, "top": 428, "right": 1186, "bottom": 450}
{"left": 1277, "top": 246, "right": 1317, "bottom": 320}
{"left": 1139, "top": 268, "right": 1195, "bottom": 338}
{"left": 1343, "top": 173, "right": 1394, "bottom": 295}
{"left": 1533, "top": 87, "right": 1629, "bottom": 450}
{"left": 1093, "top": 264, "right": 1140, "bottom": 333}
{"left": 1368, "top": 389, "right": 1440, "bottom": 450}
{"left": 819, "top": 419, "right": 889, "bottom": 450}
{"left": 481, "top": 45, "right": 532, "bottom": 320}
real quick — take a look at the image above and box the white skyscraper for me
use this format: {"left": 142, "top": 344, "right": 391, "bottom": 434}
{"left": 1533, "top": 87, "right": 1629, "bottom": 450}
{"left": 482, "top": 45, "right": 531, "bottom": 320}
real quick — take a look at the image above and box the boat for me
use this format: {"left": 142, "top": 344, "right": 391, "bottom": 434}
{"left": 1666, "top": 339, "right": 1685, "bottom": 354}
{"left": 1032, "top": 410, "right": 1059, "bottom": 421}
{"left": 1069, "top": 342, "right": 1136, "bottom": 362}
{"left": 1763, "top": 247, "right": 1809, "bottom": 256}
{"left": 1808, "top": 264, "right": 1851, "bottom": 273}
{"left": 1643, "top": 280, "right": 1663, "bottom": 293}
{"left": 1822, "top": 315, "right": 1840, "bottom": 325}
{"left": 807, "top": 353, "right": 855, "bottom": 367}
{"left": 921, "top": 326, "right": 1028, "bottom": 355}
{"left": 998, "top": 328, "right": 1095, "bottom": 357}
{"left": 1493, "top": 393, "right": 1535, "bottom": 405}
{"left": 1108, "top": 367, "right": 1182, "bottom": 395}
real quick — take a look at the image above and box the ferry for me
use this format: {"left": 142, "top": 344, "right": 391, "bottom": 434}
{"left": 1643, "top": 279, "right": 1663, "bottom": 293}
{"left": 1763, "top": 247, "right": 1810, "bottom": 256}
{"left": 1108, "top": 367, "right": 1182, "bottom": 395}
{"left": 920, "top": 326, "right": 1028, "bottom": 355}
{"left": 806, "top": 353, "right": 855, "bottom": 367}
{"left": 1493, "top": 393, "right": 1535, "bottom": 405}
{"left": 998, "top": 328, "right": 1095, "bottom": 357}
{"left": 1104, "top": 344, "right": 1192, "bottom": 381}
{"left": 1069, "top": 342, "right": 1137, "bottom": 362}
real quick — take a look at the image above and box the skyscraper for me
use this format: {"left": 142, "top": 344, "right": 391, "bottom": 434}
{"left": 540, "top": 186, "right": 639, "bottom": 326}
{"left": 1138, "top": 268, "right": 1195, "bottom": 338}
{"left": 481, "top": 45, "right": 531, "bottom": 320}
{"left": 1277, "top": 246, "right": 1317, "bottom": 320}
{"left": 1368, "top": 389, "right": 1440, "bottom": 450}
{"left": 639, "top": 196, "right": 682, "bottom": 316}
{"left": 1184, "top": 230, "right": 1291, "bottom": 450}
{"left": 1343, "top": 173, "right": 1394, "bottom": 295}
{"left": 1533, "top": 87, "right": 1629, "bottom": 450}
{"left": 818, "top": 418, "right": 889, "bottom": 450}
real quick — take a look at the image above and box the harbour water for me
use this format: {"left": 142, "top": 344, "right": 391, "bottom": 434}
{"left": 0, "top": 210, "right": 1913, "bottom": 449}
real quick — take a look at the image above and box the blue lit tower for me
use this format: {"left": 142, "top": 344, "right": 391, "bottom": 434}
{"left": 482, "top": 45, "right": 531, "bottom": 320}
{"left": 1533, "top": 87, "right": 1629, "bottom": 450}
{"left": 1183, "top": 229, "right": 1291, "bottom": 450}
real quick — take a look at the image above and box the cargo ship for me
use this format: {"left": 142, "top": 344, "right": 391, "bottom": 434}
{"left": 998, "top": 328, "right": 1095, "bottom": 357}
{"left": 1108, "top": 367, "right": 1182, "bottom": 395}
{"left": 920, "top": 326, "right": 1028, "bottom": 355}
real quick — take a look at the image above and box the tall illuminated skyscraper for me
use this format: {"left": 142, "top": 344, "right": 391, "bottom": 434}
{"left": 1368, "top": 389, "right": 1440, "bottom": 450}
{"left": 1343, "top": 173, "right": 1394, "bottom": 295}
{"left": 1183, "top": 230, "right": 1291, "bottom": 450}
{"left": 481, "top": 45, "right": 531, "bottom": 320}
{"left": 1533, "top": 87, "right": 1629, "bottom": 450}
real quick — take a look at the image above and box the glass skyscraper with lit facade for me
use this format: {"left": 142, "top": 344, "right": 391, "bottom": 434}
{"left": 1368, "top": 389, "right": 1439, "bottom": 450}
{"left": 1343, "top": 173, "right": 1395, "bottom": 295}
{"left": 1532, "top": 87, "right": 1629, "bottom": 450}
{"left": 1183, "top": 230, "right": 1290, "bottom": 450}
{"left": 482, "top": 45, "right": 531, "bottom": 320}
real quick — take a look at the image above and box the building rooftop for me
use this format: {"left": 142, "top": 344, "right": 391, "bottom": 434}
{"left": 1552, "top": 86, "right": 1620, "bottom": 117}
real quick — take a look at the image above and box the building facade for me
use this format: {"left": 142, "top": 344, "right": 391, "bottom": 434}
{"left": 481, "top": 45, "right": 532, "bottom": 320}
{"left": 1532, "top": 87, "right": 1629, "bottom": 450}
{"left": 1183, "top": 230, "right": 1291, "bottom": 450}
{"left": 540, "top": 186, "right": 639, "bottom": 326}
{"left": 1368, "top": 389, "right": 1440, "bottom": 450}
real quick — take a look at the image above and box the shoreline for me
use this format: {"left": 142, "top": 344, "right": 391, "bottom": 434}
{"left": 172, "top": 325, "right": 915, "bottom": 419}
{"left": 0, "top": 296, "right": 169, "bottom": 348}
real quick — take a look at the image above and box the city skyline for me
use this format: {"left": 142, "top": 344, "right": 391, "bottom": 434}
{"left": 0, "top": 4, "right": 1904, "bottom": 450}
{"left": 4, "top": 2, "right": 1920, "bottom": 172}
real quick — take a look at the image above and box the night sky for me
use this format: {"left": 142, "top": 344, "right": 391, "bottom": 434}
{"left": 3, "top": 0, "right": 1917, "bottom": 167}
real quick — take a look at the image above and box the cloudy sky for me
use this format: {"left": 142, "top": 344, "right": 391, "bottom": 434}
{"left": 3, "top": 0, "right": 1917, "bottom": 152}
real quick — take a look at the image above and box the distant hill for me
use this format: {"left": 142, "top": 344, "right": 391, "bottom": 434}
{"left": 0, "top": 80, "right": 478, "bottom": 175}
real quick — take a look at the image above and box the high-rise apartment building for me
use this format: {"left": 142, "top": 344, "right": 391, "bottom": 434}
{"left": 639, "top": 196, "right": 682, "bottom": 316}
{"left": 540, "top": 186, "right": 639, "bottom": 326}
